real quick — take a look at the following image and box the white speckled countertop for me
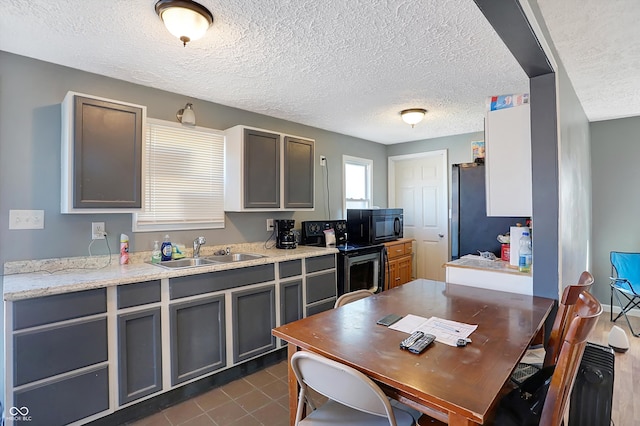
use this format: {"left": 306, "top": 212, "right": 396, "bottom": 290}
{"left": 3, "top": 243, "right": 338, "bottom": 301}
{"left": 445, "top": 254, "right": 532, "bottom": 277}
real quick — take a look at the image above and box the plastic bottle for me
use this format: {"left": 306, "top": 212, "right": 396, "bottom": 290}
{"left": 518, "top": 231, "right": 532, "bottom": 273}
{"left": 161, "top": 235, "right": 173, "bottom": 262}
{"left": 151, "top": 241, "right": 161, "bottom": 264}
{"left": 120, "top": 234, "right": 129, "bottom": 265}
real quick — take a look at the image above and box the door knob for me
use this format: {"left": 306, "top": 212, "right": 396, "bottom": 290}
{"left": 438, "top": 233, "right": 444, "bottom": 238}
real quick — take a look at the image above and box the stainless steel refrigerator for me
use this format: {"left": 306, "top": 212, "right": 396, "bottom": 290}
{"left": 451, "top": 161, "right": 529, "bottom": 259}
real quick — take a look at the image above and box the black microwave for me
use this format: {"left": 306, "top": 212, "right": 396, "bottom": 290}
{"left": 347, "top": 208, "right": 403, "bottom": 245}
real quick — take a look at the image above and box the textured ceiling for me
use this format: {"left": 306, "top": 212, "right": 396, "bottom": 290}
{"left": 0, "top": 1, "right": 636, "bottom": 144}
{"left": 537, "top": 0, "right": 640, "bottom": 122}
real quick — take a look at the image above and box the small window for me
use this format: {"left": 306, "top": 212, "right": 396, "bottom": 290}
{"left": 343, "top": 155, "right": 372, "bottom": 214}
{"left": 133, "top": 119, "right": 225, "bottom": 232}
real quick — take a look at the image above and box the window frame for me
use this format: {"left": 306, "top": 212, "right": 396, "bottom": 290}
{"left": 342, "top": 155, "right": 373, "bottom": 215}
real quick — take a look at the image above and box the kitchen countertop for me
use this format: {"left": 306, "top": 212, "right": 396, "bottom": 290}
{"left": 445, "top": 254, "right": 532, "bottom": 277}
{"left": 3, "top": 243, "right": 338, "bottom": 301}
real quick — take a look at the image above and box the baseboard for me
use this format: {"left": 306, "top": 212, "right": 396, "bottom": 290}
{"left": 603, "top": 304, "right": 640, "bottom": 318}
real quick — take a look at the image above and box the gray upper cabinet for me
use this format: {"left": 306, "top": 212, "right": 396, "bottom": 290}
{"left": 284, "top": 136, "right": 314, "bottom": 209}
{"left": 243, "top": 128, "right": 280, "bottom": 209}
{"left": 225, "top": 125, "right": 314, "bottom": 211}
{"left": 61, "top": 91, "right": 146, "bottom": 213}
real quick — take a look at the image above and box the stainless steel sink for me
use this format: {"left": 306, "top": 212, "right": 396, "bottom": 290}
{"left": 205, "top": 253, "right": 265, "bottom": 262}
{"left": 153, "top": 258, "right": 219, "bottom": 269}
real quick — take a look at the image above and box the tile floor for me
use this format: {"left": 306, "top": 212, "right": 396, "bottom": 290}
{"left": 128, "top": 361, "right": 291, "bottom": 426}
{"left": 130, "top": 315, "right": 637, "bottom": 426}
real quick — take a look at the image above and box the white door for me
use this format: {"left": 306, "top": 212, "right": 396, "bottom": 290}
{"left": 389, "top": 150, "right": 448, "bottom": 281}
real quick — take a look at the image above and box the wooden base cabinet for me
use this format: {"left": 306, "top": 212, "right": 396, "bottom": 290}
{"left": 384, "top": 239, "right": 414, "bottom": 290}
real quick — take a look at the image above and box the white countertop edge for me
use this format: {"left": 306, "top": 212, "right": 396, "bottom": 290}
{"left": 3, "top": 245, "right": 338, "bottom": 301}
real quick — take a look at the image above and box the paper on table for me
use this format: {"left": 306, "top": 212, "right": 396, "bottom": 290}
{"left": 389, "top": 314, "right": 477, "bottom": 347}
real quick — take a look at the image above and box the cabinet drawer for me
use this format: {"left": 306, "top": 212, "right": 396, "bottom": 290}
{"left": 305, "top": 255, "right": 336, "bottom": 273}
{"left": 170, "top": 264, "right": 275, "bottom": 299}
{"left": 279, "top": 260, "right": 302, "bottom": 278}
{"left": 306, "top": 299, "right": 336, "bottom": 316}
{"left": 118, "top": 280, "right": 161, "bottom": 309}
{"left": 386, "top": 243, "right": 406, "bottom": 259}
{"left": 306, "top": 271, "right": 337, "bottom": 304}
{"left": 14, "top": 366, "right": 109, "bottom": 426}
{"left": 404, "top": 242, "right": 413, "bottom": 255}
{"left": 13, "top": 288, "right": 106, "bottom": 330}
{"left": 14, "top": 318, "right": 108, "bottom": 386}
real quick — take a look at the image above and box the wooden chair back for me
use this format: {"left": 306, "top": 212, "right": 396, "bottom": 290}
{"left": 540, "top": 290, "right": 602, "bottom": 425}
{"left": 543, "top": 271, "right": 594, "bottom": 367}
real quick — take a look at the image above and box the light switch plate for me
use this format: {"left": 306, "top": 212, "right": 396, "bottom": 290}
{"left": 9, "top": 210, "right": 45, "bottom": 230}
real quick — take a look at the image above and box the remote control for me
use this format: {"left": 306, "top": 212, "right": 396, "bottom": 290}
{"left": 400, "top": 331, "right": 425, "bottom": 349}
{"left": 408, "top": 334, "right": 436, "bottom": 354}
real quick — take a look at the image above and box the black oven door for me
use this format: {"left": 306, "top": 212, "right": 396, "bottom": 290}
{"left": 342, "top": 251, "right": 382, "bottom": 295}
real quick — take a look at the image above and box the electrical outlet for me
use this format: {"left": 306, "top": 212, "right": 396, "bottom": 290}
{"left": 266, "top": 218, "right": 274, "bottom": 231}
{"left": 92, "top": 222, "right": 106, "bottom": 240}
{"left": 320, "top": 155, "right": 326, "bottom": 167}
{"left": 9, "top": 210, "right": 45, "bottom": 230}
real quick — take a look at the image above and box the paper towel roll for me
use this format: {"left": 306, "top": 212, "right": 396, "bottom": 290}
{"left": 510, "top": 226, "right": 529, "bottom": 267}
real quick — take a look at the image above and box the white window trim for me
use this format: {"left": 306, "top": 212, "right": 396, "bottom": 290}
{"left": 133, "top": 118, "right": 226, "bottom": 232}
{"left": 342, "top": 155, "right": 373, "bottom": 216}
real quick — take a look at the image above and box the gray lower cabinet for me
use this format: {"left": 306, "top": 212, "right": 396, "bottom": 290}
{"left": 232, "top": 285, "right": 276, "bottom": 363}
{"left": 170, "top": 295, "right": 226, "bottom": 386}
{"left": 14, "top": 366, "right": 109, "bottom": 426}
{"left": 280, "top": 280, "right": 303, "bottom": 325}
{"left": 305, "top": 255, "right": 337, "bottom": 316}
{"left": 118, "top": 308, "right": 162, "bottom": 404}
{"left": 11, "top": 289, "right": 109, "bottom": 426}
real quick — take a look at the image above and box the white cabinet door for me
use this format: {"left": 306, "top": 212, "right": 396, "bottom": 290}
{"left": 485, "top": 104, "right": 532, "bottom": 217}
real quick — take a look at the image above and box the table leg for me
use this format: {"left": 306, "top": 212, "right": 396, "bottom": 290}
{"left": 286, "top": 343, "right": 301, "bottom": 426}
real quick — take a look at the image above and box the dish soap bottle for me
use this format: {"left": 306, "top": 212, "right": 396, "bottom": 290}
{"left": 151, "top": 241, "right": 161, "bottom": 264}
{"left": 161, "top": 235, "right": 173, "bottom": 262}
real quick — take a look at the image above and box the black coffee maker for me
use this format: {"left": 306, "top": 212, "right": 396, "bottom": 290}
{"left": 275, "top": 219, "right": 297, "bottom": 249}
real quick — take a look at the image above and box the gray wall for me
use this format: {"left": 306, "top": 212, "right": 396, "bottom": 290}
{"left": 0, "top": 51, "right": 388, "bottom": 264}
{"left": 591, "top": 116, "right": 640, "bottom": 305}
{"left": 556, "top": 65, "right": 592, "bottom": 291}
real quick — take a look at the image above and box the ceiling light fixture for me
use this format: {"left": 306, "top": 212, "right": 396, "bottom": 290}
{"left": 155, "top": 0, "right": 214, "bottom": 47}
{"left": 401, "top": 108, "right": 427, "bottom": 128}
{"left": 177, "top": 103, "right": 196, "bottom": 125}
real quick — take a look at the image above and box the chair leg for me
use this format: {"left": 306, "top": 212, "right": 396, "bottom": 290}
{"left": 611, "top": 289, "right": 640, "bottom": 337}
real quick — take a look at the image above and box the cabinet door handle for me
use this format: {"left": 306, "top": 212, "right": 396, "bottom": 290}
{"left": 438, "top": 233, "right": 444, "bottom": 238}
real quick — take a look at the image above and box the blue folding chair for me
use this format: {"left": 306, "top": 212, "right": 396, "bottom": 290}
{"left": 610, "top": 251, "right": 640, "bottom": 337}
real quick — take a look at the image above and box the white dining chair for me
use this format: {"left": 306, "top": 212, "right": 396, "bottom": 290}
{"left": 334, "top": 289, "right": 374, "bottom": 308}
{"left": 291, "top": 351, "right": 415, "bottom": 425}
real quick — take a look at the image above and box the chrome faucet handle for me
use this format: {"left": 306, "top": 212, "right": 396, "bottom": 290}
{"left": 225, "top": 246, "right": 231, "bottom": 255}
{"left": 193, "top": 236, "right": 206, "bottom": 257}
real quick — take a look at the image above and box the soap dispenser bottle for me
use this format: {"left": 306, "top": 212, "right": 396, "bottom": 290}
{"left": 161, "top": 235, "right": 173, "bottom": 262}
{"left": 151, "top": 241, "right": 161, "bottom": 264}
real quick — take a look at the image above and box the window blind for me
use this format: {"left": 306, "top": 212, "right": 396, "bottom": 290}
{"left": 133, "top": 119, "right": 225, "bottom": 232}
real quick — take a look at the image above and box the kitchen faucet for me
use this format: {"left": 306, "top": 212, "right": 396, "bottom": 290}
{"left": 193, "top": 236, "right": 206, "bottom": 258}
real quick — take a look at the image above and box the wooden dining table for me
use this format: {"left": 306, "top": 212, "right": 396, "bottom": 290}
{"left": 272, "top": 278, "right": 554, "bottom": 425}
